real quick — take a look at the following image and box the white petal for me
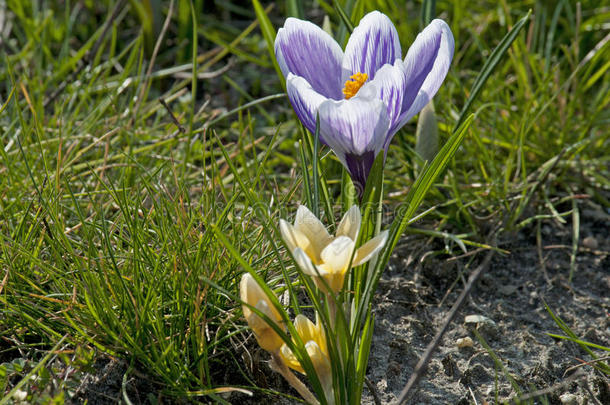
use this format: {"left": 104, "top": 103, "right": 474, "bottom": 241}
{"left": 294, "top": 205, "right": 332, "bottom": 256}
{"left": 336, "top": 205, "right": 361, "bottom": 241}
{"left": 392, "top": 19, "right": 454, "bottom": 142}
{"left": 240, "top": 273, "right": 264, "bottom": 310}
{"left": 240, "top": 273, "right": 281, "bottom": 323}
{"left": 245, "top": 299, "right": 274, "bottom": 331}
{"left": 280, "top": 219, "right": 312, "bottom": 255}
{"left": 318, "top": 96, "right": 389, "bottom": 158}
{"left": 359, "top": 59, "right": 406, "bottom": 134}
{"left": 353, "top": 230, "right": 388, "bottom": 266}
{"left": 320, "top": 236, "right": 355, "bottom": 273}
{"left": 294, "top": 247, "right": 328, "bottom": 276}
{"left": 319, "top": 95, "right": 390, "bottom": 187}
{"left": 305, "top": 340, "right": 330, "bottom": 375}
{"left": 294, "top": 314, "right": 318, "bottom": 343}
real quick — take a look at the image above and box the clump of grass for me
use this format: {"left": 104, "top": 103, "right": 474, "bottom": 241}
{"left": 0, "top": 1, "right": 291, "bottom": 401}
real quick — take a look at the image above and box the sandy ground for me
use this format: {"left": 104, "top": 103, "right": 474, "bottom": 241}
{"left": 364, "top": 203, "right": 609, "bottom": 404}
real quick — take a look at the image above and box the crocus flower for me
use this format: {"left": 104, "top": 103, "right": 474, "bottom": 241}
{"left": 240, "top": 273, "right": 285, "bottom": 352}
{"left": 280, "top": 314, "right": 334, "bottom": 403}
{"left": 280, "top": 314, "right": 329, "bottom": 377}
{"left": 275, "top": 11, "right": 454, "bottom": 187}
{"left": 280, "top": 205, "right": 388, "bottom": 294}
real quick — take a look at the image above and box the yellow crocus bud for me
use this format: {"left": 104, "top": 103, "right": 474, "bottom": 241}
{"left": 280, "top": 315, "right": 330, "bottom": 382}
{"left": 240, "top": 273, "right": 284, "bottom": 353}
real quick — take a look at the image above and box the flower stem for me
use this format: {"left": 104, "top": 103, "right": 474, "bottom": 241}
{"left": 327, "top": 293, "right": 337, "bottom": 329}
{"left": 270, "top": 353, "right": 320, "bottom": 405}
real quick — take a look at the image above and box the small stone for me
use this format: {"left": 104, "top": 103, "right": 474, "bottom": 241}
{"left": 456, "top": 337, "right": 474, "bottom": 348}
{"left": 14, "top": 390, "right": 28, "bottom": 402}
{"left": 460, "top": 364, "right": 491, "bottom": 385}
{"left": 542, "top": 225, "right": 552, "bottom": 235}
{"left": 464, "top": 315, "right": 496, "bottom": 327}
{"left": 559, "top": 393, "right": 578, "bottom": 405}
{"left": 582, "top": 236, "right": 598, "bottom": 250}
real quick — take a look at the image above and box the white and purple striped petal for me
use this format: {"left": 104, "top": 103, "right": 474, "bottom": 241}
{"left": 393, "top": 19, "right": 454, "bottom": 138}
{"left": 342, "top": 11, "right": 402, "bottom": 82}
{"left": 275, "top": 18, "right": 344, "bottom": 99}
{"left": 286, "top": 74, "right": 328, "bottom": 137}
{"left": 318, "top": 95, "right": 390, "bottom": 188}
{"left": 359, "top": 59, "right": 406, "bottom": 135}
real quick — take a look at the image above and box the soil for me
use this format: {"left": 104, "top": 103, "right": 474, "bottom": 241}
{"left": 364, "top": 203, "right": 609, "bottom": 404}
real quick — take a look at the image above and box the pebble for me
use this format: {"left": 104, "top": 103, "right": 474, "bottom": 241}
{"left": 559, "top": 393, "right": 578, "bottom": 405}
{"left": 456, "top": 337, "right": 474, "bottom": 348}
{"left": 498, "top": 284, "right": 518, "bottom": 296}
{"left": 464, "top": 314, "right": 500, "bottom": 339}
{"left": 582, "top": 236, "right": 598, "bottom": 250}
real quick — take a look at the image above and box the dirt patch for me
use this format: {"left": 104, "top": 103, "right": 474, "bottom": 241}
{"left": 68, "top": 358, "right": 160, "bottom": 405}
{"left": 365, "top": 207, "right": 609, "bottom": 404}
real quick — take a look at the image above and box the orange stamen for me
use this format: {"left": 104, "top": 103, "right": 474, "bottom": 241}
{"left": 342, "top": 72, "right": 368, "bottom": 99}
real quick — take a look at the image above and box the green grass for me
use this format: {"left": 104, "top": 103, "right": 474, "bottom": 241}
{"left": 1, "top": 0, "right": 609, "bottom": 402}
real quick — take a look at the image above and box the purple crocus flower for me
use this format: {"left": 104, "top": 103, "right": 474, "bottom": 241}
{"left": 275, "top": 11, "right": 454, "bottom": 188}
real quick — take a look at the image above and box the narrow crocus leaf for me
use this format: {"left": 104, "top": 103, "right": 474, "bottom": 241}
{"left": 355, "top": 312, "right": 374, "bottom": 402}
{"left": 421, "top": 0, "right": 437, "bottom": 27}
{"left": 352, "top": 114, "right": 474, "bottom": 333}
{"left": 383, "top": 113, "right": 475, "bottom": 270}
{"left": 332, "top": 0, "right": 354, "bottom": 34}
{"left": 349, "top": 0, "right": 366, "bottom": 29}
{"left": 286, "top": 0, "right": 304, "bottom": 19}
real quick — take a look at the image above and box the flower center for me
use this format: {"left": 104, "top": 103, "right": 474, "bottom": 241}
{"left": 342, "top": 72, "right": 368, "bottom": 99}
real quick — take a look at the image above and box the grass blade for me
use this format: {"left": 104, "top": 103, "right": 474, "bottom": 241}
{"left": 252, "top": 0, "right": 284, "bottom": 90}
{"left": 332, "top": 0, "right": 354, "bottom": 34}
{"left": 454, "top": 10, "right": 532, "bottom": 130}
{"left": 421, "top": 0, "right": 436, "bottom": 27}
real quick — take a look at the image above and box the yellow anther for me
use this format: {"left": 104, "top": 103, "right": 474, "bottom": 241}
{"left": 342, "top": 72, "right": 368, "bottom": 99}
